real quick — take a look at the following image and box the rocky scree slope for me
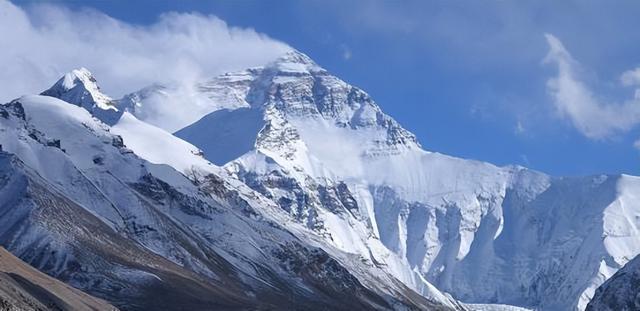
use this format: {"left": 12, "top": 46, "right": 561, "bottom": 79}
{"left": 0, "top": 246, "right": 116, "bottom": 311}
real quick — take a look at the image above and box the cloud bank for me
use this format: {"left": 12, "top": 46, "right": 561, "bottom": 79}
{"left": 0, "top": 0, "right": 291, "bottom": 102}
{"left": 544, "top": 34, "right": 640, "bottom": 140}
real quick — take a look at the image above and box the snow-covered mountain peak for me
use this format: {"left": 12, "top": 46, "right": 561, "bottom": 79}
{"left": 269, "top": 50, "right": 323, "bottom": 74}
{"left": 38, "top": 75, "right": 217, "bottom": 174}
{"left": 41, "top": 68, "right": 122, "bottom": 124}
{"left": 166, "top": 50, "right": 423, "bottom": 169}
{"left": 62, "top": 68, "right": 99, "bottom": 90}
{"left": 43, "top": 68, "right": 115, "bottom": 111}
{"left": 278, "top": 50, "right": 315, "bottom": 64}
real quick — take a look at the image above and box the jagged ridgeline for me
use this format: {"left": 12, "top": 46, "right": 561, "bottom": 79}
{"left": 0, "top": 50, "right": 638, "bottom": 311}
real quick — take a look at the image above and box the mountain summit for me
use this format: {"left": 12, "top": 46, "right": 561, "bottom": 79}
{"left": 41, "top": 68, "right": 121, "bottom": 124}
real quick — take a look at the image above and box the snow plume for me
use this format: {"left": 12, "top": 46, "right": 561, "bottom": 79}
{"left": 0, "top": 0, "right": 291, "bottom": 102}
{"left": 544, "top": 33, "right": 640, "bottom": 140}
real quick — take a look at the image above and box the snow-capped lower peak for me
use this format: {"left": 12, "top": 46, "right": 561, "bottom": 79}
{"left": 44, "top": 68, "right": 115, "bottom": 111}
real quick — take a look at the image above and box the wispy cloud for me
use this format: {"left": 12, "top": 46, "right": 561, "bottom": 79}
{"left": 621, "top": 68, "right": 640, "bottom": 87}
{"left": 514, "top": 120, "right": 526, "bottom": 136}
{"left": 0, "top": 0, "right": 291, "bottom": 102}
{"left": 543, "top": 33, "right": 640, "bottom": 140}
{"left": 519, "top": 154, "right": 530, "bottom": 166}
{"left": 340, "top": 44, "right": 352, "bottom": 60}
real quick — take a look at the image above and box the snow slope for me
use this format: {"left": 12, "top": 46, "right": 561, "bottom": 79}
{"left": 585, "top": 175, "right": 640, "bottom": 311}
{"left": 111, "top": 111, "right": 214, "bottom": 173}
{"left": 120, "top": 51, "right": 640, "bottom": 311}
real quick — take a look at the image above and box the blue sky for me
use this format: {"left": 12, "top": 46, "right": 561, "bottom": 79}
{"left": 6, "top": 0, "right": 640, "bottom": 176}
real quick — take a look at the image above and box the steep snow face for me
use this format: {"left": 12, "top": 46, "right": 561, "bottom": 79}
{"left": 584, "top": 175, "right": 640, "bottom": 311}
{"left": 581, "top": 175, "right": 640, "bottom": 310}
{"left": 28, "top": 76, "right": 466, "bottom": 310}
{"left": 111, "top": 112, "right": 215, "bottom": 173}
{"left": 587, "top": 216, "right": 640, "bottom": 311}
{"left": 123, "top": 51, "right": 640, "bottom": 310}
{"left": 175, "top": 107, "right": 265, "bottom": 165}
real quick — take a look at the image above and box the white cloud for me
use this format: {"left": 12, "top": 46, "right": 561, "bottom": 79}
{"left": 0, "top": 0, "right": 291, "bottom": 102}
{"left": 543, "top": 33, "right": 640, "bottom": 139}
{"left": 340, "top": 44, "right": 352, "bottom": 60}
{"left": 623, "top": 73, "right": 640, "bottom": 103}
{"left": 621, "top": 68, "right": 640, "bottom": 87}
{"left": 514, "top": 120, "right": 525, "bottom": 135}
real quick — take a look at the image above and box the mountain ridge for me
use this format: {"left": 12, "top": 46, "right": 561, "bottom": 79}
{"left": 115, "top": 50, "right": 640, "bottom": 310}
{"left": 0, "top": 87, "right": 463, "bottom": 309}
{"left": 18, "top": 50, "right": 640, "bottom": 311}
